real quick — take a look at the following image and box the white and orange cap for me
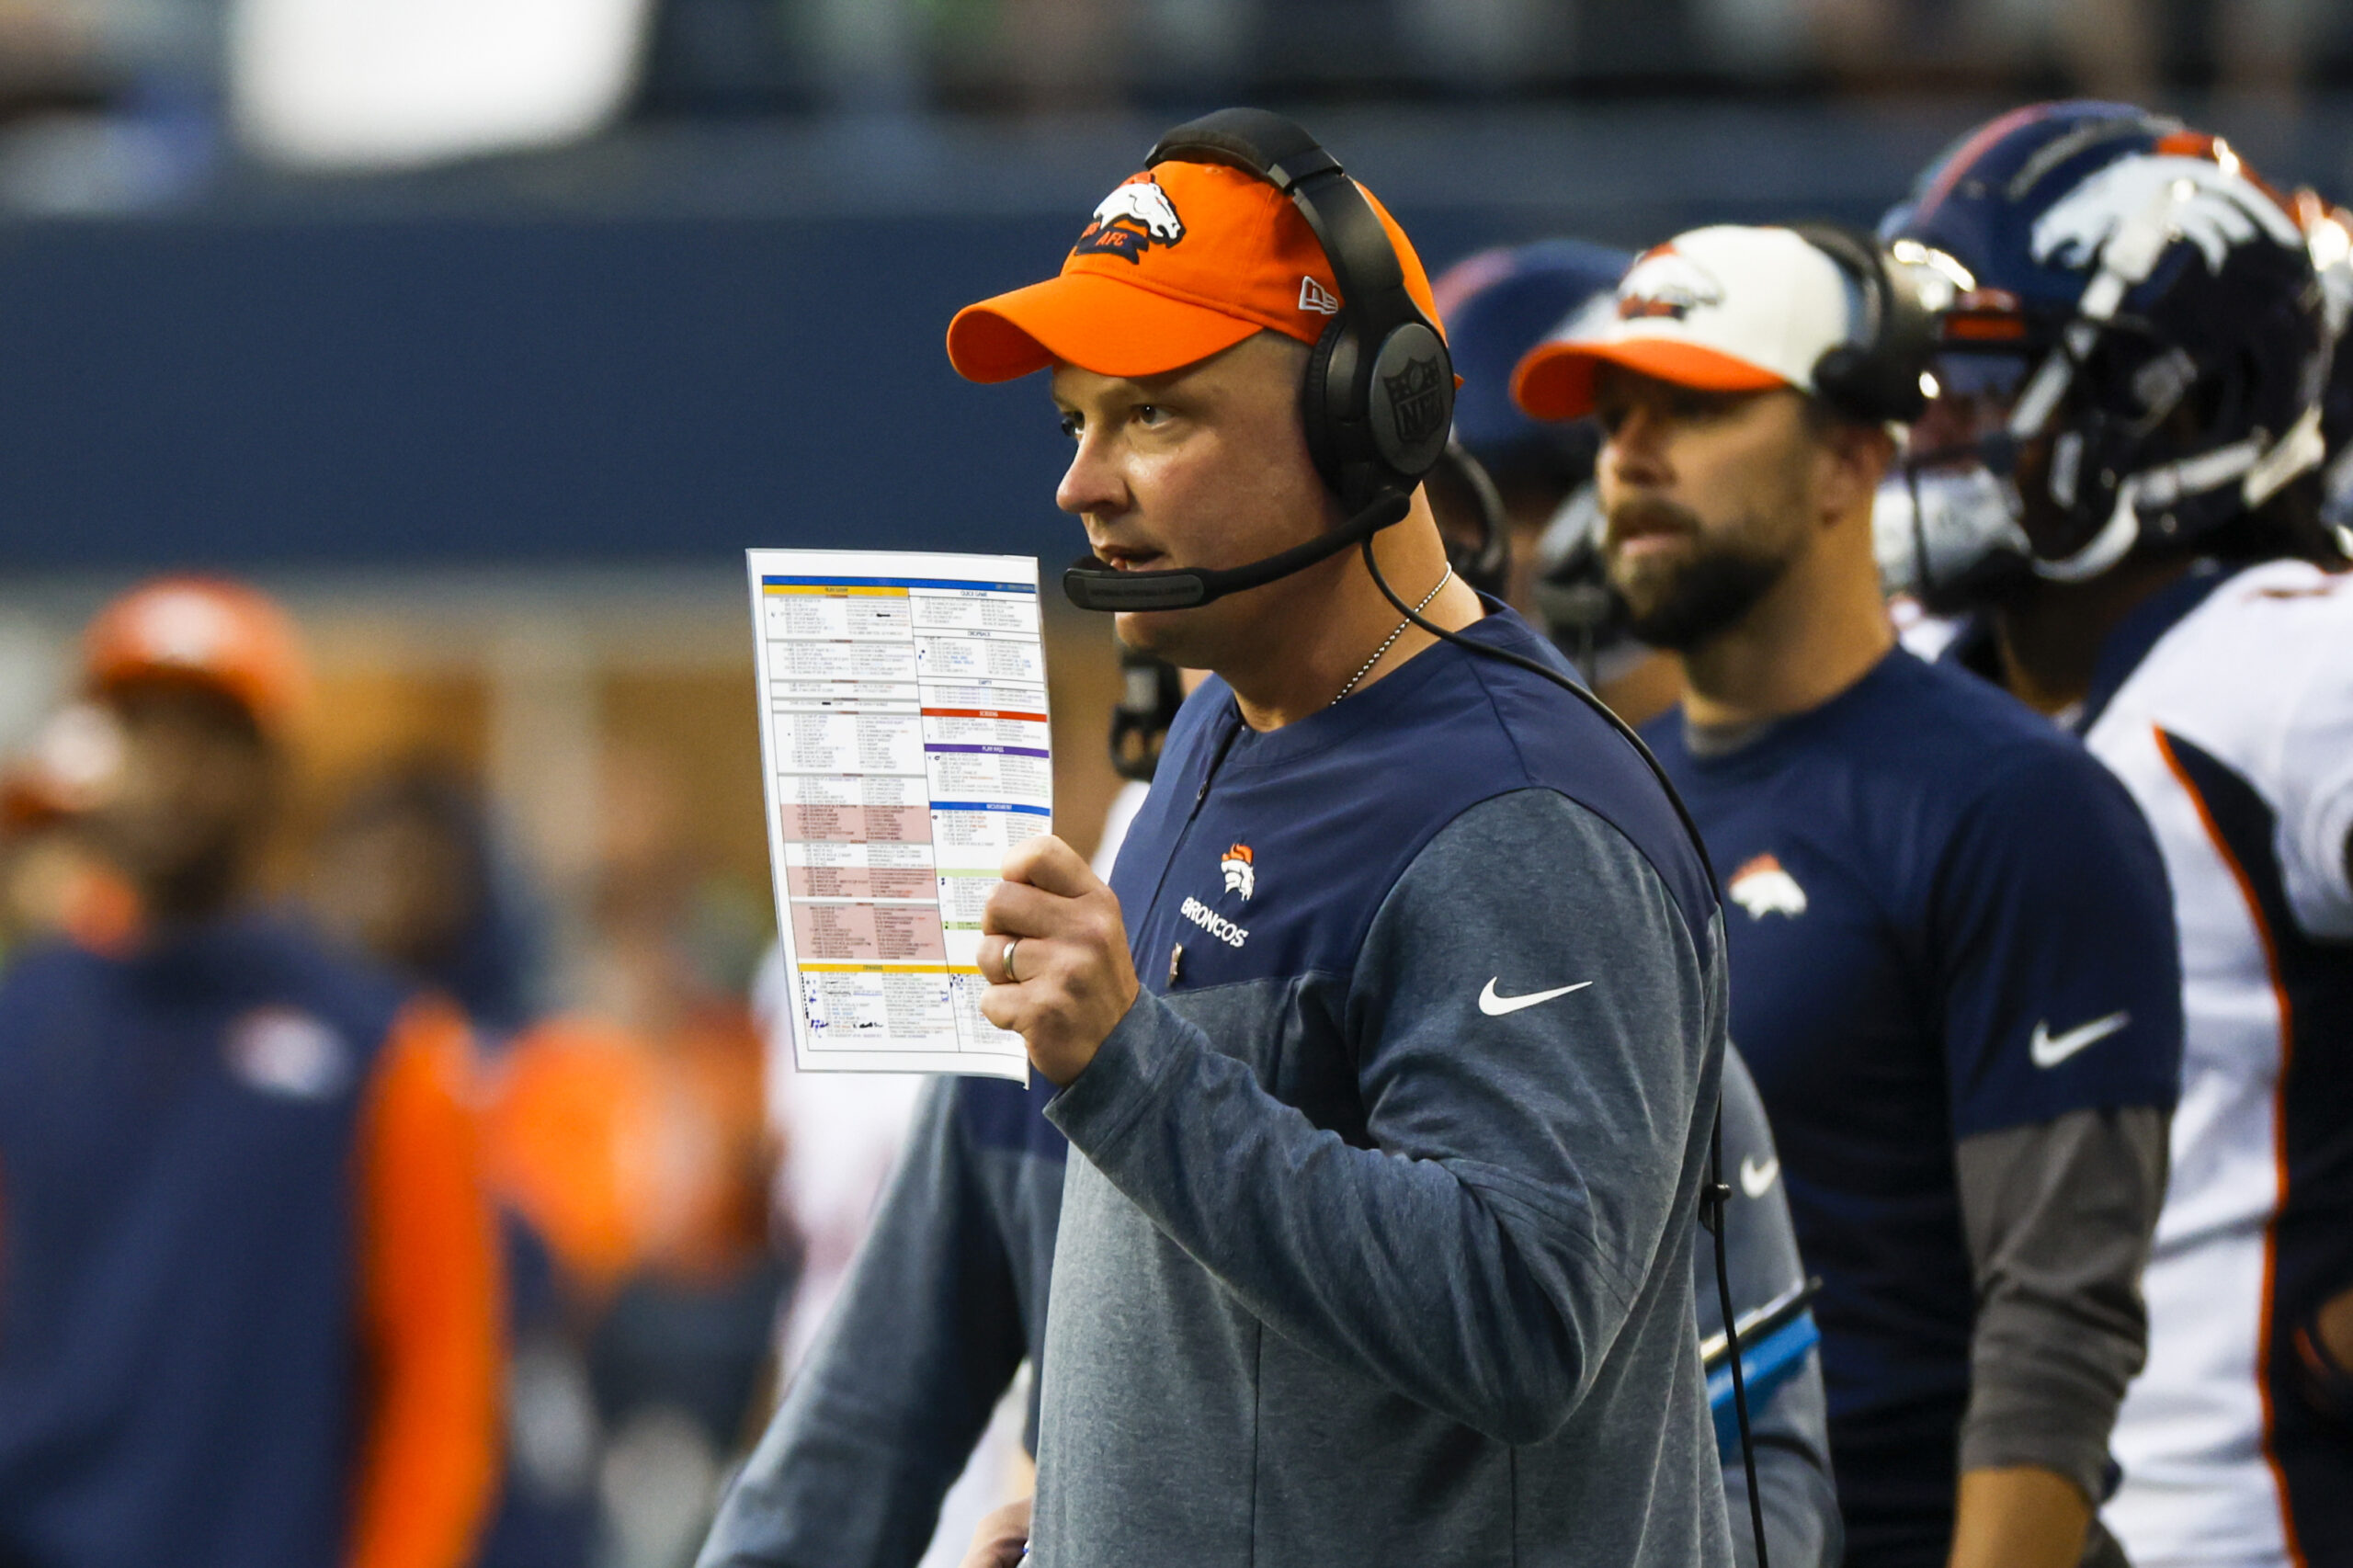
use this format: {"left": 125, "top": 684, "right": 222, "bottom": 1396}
{"left": 1511, "top": 225, "right": 1857, "bottom": 422}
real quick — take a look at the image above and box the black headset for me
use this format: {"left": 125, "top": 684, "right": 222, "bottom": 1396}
{"left": 1062, "top": 108, "right": 1456, "bottom": 614}
{"left": 1790, "top": 222, "right": 1941, "bottom": 426}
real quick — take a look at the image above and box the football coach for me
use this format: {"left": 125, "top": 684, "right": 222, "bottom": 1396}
{"left": 947, "top": 110, "right": 1736, "bottom": 1567}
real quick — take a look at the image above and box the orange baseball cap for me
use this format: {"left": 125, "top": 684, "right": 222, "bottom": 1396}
{"left": 83, "top": 576, "right": 312, "bottom": 736}
{"left": 946, "top": 158, "right": 1445, "bottom": 383}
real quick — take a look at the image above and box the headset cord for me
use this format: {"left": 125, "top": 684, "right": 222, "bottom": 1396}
{"left": 1711, "top": 1115, "right": 1772, "bottom": 1568}
{"left": 1357, "top": 534, "right": 1716, "bottom": 888}
{"left": 1361, "top": 530, "right": 1768, "bottom": 1568}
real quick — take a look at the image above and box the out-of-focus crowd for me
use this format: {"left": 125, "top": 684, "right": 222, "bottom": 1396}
{"left": 0, "top": 0, "right": 2346, "bottom": 133}
{"left": 0, "top": 584, "right": 810, "bottom": 1568}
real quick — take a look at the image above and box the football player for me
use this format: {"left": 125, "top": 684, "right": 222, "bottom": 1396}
{"left": 1881, "top": 101, "right": 2353, "bottom": 1568}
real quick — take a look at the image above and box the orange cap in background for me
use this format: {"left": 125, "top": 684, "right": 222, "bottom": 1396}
{"left": 947, "top": 158, "right": 1446, "bottom": 383}
{"left": 83, "top": 575, "right": 313, "bottom": 737}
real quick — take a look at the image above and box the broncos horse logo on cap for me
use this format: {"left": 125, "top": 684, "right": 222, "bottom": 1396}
{"left": 1616, "top": 246, "right": 1726, "bottom": 321}
{"left": 1075, "top": 176, "right": 1188, "bottom": 265}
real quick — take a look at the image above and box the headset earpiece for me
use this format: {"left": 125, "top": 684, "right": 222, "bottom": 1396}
{"left": 1149, "top": 108, "right": 1453, "bottom": 506}
{"left": 1299, "top": 314, "right": 1353, "bottom": 506}
{"left": 1791, "top": 222, "right": 1938, "bottom": 425}
{"left": 1365, "top": 319, "right": 1453, "bottom": 479}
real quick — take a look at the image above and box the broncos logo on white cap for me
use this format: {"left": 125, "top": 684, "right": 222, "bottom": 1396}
{"left": 1075, "top": 177, "right": 1187, "bottom": 265}
{"left": 2033, "top": 153, "right": 2302, "bottom": 277}
{"left": 1617, "top": 247, "right": 1725, "bottom": 322}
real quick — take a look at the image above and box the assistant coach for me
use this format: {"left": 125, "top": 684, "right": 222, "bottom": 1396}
{"left": 945, "top": 110, "right": 1735, "bottom": 1567}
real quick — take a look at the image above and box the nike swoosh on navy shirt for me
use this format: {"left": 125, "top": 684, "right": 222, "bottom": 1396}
{"left": 1739, "top": 1155, "right": 1779, "bottom": 1198}
{"left": 2029, "top": 1011, "right": 2131, "bottom": 1068}
{"left": 1477, "top": 978, "right": 1594, "bottom": 1017}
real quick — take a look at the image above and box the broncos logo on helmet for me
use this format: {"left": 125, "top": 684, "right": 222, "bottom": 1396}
{"left": 1074, "top": 176, "right": 1187, "bottom": 265}
{"left": 1877, "top": 102, "right": 2330, "bottom": 601}
{"left": 2033, "top": 152, "right": 2303, "bottom": 277}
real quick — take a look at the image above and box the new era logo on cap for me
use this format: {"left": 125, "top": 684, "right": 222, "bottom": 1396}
{"left": 1298, "top": 275, "right": 1341, "bottom": 315}
{"left": 1510, "top": 225, "right": 1857, "bottom": 423}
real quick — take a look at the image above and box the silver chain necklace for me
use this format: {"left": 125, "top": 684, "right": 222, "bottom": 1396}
{"left": 1332, "top": 565, "right": 1453, "bottom": 706}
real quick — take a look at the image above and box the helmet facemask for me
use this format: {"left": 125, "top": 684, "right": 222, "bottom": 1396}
{"left": 1879, "top": 117, "right": 2330, "bottom": 606}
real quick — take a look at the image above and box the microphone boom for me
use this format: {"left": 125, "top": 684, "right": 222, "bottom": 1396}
{"left": 1063, "top": 492, "right": 1412, "bottom": 611}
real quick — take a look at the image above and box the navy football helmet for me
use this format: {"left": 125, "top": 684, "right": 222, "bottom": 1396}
{"left": 1876, "top": 102, "right": 2330, "bottom": 602}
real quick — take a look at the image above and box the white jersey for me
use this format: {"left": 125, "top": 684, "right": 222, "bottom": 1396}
{"left": 2083, "top": 560, "right": 2353, "bottom": 1568}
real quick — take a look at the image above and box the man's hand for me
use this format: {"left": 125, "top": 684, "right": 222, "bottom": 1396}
{"left": 959, "top": 1496, "right": 1031, "bottom": 1568}
{"left": 979, "top": 835, "right": 1140, "bottom": 1085}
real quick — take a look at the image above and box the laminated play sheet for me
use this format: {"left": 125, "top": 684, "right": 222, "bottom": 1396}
{"left": 747, "top": 548, "right": 1049, "bottom": 1080}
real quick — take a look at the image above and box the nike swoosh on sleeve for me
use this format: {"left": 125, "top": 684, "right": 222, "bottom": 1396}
{"left": 1477, "top": 978, "right": 1595, "bottom": 1017}
{"left": 2029, "top": 1010, "right": 2131, "bottom": 1068}
{"left": 1738, "top": 1155, "right": 1780, "bottom": 1198}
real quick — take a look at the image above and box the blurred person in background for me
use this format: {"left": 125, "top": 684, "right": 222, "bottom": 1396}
{"left": 310, "top": 763, "right": 597, "bottom": 1568}
{"left": 0, "top": 576, "right": 504, "bottom": 1568}
{"left": 0, "top": 702, "right": 138, "bottom": 966}
{"left": 1515, "top": 223, "right": 2185, "bottom": 1568}
{"left": 311, "top": 762, "right": 544, "bottom": 1036}
{"left": 1432, "top": 238, "right": 1685, "bottom": 725}
{"left": 1881, "top": 103, "right": 2353, "bottom": 1568}
{"left": 485, "top": 746, "right": 786, "bottom": 1568}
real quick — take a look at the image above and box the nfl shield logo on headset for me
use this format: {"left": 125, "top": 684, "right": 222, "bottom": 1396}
{"left": 1382, "top": 357, "right": 1449, "bottom": 450}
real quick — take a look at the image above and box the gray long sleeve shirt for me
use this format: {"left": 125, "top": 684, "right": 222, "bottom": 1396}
{"left": 1030, "top": 618, "right": 1736, "bottom": 1567}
